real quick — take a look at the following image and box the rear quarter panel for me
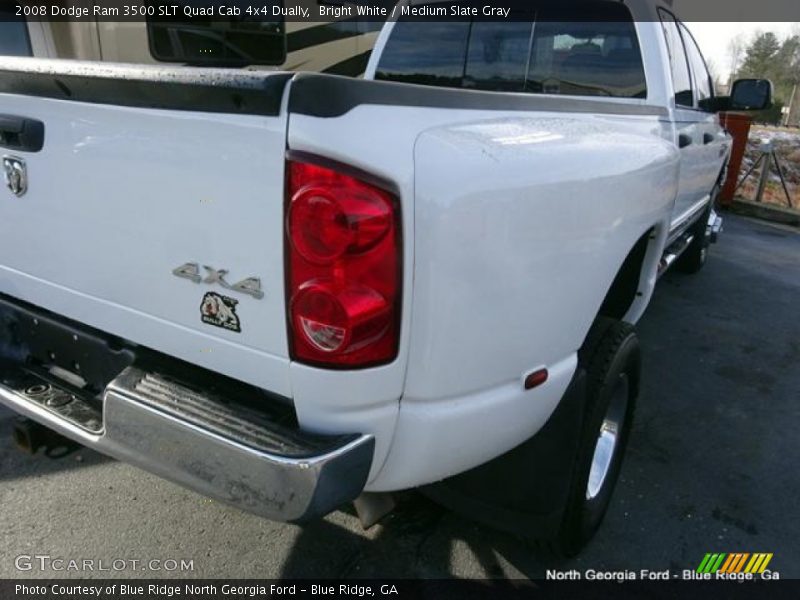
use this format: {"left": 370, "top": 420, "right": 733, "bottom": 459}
{"left": 405, "top": 113, "right": 679, "bottom": 403}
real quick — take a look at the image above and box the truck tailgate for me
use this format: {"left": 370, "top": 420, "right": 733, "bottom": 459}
{"left": 0, "top": 59, "right": 294, "bottom": 395}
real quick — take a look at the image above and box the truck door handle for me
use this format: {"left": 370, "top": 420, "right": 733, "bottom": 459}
{"left": 0, "top": 115, "right": 45, "bottom": 153}
{"left": 678, "top": 134, "right": 693, "bottom": 149}
{"left": 703, "top": 133, "right": 715, "bottom": 145}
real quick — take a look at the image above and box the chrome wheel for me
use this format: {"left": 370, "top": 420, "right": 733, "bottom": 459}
{"left": 586, "top": 373, "right": 629, "bottom": 501}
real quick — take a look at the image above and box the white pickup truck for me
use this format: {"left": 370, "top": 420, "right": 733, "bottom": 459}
{"left": 0, "top": 1, "right": 771, "bottom": 554}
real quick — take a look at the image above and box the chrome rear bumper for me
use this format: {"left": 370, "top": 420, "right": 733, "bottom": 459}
{"left": 0, "top": 362, "right": 373, "bottom": 522}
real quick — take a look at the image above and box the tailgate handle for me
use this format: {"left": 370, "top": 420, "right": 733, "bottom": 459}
{"left": 0, "top": 115, "right": 45, "bottom": 153}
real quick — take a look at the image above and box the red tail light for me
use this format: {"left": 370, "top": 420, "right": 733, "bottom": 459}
{"left": 285, "top": 157, "right": 401, "bottom": 368}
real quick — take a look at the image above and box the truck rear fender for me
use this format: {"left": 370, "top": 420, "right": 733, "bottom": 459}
{"left": 405, "top": 113, "right": 679, "bottom": 404}
{"left": 368, "top": 114, "right": 678, "bottom": 488}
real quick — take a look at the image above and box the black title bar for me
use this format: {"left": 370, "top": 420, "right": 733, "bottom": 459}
{"left": 4, "top": 0, "right": 800, "bottom": 22}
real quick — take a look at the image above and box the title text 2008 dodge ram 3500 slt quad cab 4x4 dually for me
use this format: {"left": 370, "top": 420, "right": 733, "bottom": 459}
{"left": 0, "top": 1, "right": 772, "bottom": 554}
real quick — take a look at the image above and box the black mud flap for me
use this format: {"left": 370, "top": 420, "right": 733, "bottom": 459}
{"left": 421, "top": 368, "right": 587, "bottom": 540}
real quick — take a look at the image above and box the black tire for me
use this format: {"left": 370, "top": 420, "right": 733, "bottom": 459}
{"left": 552, "top": 319, "right": 640, "bottom": 556}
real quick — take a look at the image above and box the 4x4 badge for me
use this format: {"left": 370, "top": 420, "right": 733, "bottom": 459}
{"left": 172, "top": 263, "right": 264, "bottom": 300}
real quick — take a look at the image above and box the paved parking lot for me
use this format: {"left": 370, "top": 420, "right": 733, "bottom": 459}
{"left": 1, "top": 214, "right": 798, "bottom": 579}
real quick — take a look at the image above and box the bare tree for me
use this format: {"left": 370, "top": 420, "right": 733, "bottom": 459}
{"left": 704, "top": 58, "right": 725, "bottom": 94}
{"left": 727, "top": 33, "right": 747, "bottom": 84}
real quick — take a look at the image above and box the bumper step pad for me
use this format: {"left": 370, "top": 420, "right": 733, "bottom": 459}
{"left": 0, "top": 361, "right": 374, "bottom": 521}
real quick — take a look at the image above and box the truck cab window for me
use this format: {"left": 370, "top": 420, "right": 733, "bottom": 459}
{"left": 0, "top": 4, "right": 32, "bottom": 57}
{"left": 377, "top": 21, "right": 533, "bottom": 91}
{"left": 375, "top": 21, "right": 470, "bottom": 87}
{"left": 463, "top": 22, "right": 532, "bottom": 93}
{"left": 526, "top": 6, "right": 646, "bottom": 99}
{"left": 680, "top": 23, "right": 714, "bottom": 108}
{"left": 659, "top": 11, "right": 694, "bottom": 108}
{"left": 377, "top": 2, "right": 645, "bottom": 99}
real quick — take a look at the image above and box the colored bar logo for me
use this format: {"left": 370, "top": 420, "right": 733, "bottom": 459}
{"left": 697, "top": 553, "right": 773, "bottom": 574}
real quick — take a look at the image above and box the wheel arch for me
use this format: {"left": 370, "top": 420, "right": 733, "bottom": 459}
{"left": 595, "top": 223, "right": 666, "bottom": 328}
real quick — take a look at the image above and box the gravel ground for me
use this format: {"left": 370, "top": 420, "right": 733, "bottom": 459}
{"left": 0, "top": 214, "right": 798, "bottom": 580}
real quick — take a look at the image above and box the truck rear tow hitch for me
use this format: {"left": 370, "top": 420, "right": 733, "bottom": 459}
{"left": 12, "top": 417, "right": 81, "bottom": 458}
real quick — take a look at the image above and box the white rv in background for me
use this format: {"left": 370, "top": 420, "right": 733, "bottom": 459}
{"left": 1, "top": 3, "right": 380, "bottom": 75}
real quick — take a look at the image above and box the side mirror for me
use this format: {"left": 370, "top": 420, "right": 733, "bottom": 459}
{"left": 729, "top": 79, "right": 773, "bottom": 111}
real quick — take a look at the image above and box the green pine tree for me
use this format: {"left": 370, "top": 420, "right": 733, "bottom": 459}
{"left": 738, "top": 33, "right": 787, "bottom": 123}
